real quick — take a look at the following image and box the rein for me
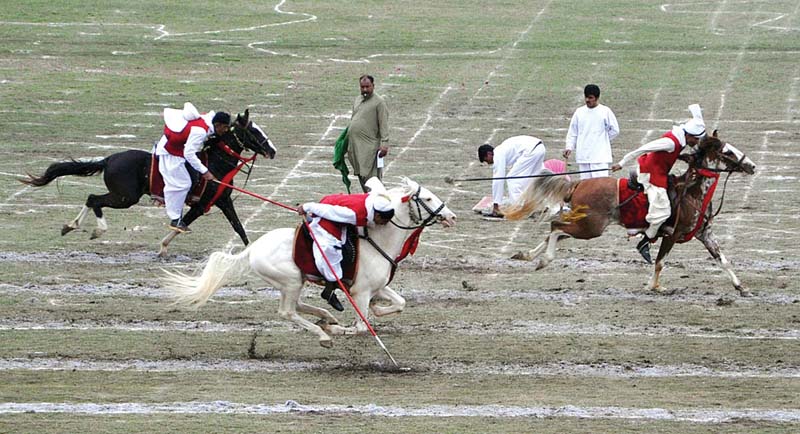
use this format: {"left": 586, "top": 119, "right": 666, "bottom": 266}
{"left": 204, "top": 135, "right": 258, "bottom": 213}
{"left": 360, "top": 186, "right": 445, "bottom": 268}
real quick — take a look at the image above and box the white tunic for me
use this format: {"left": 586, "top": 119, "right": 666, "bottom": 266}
{"left": 491, "top": 135, "right": 546, "bottom": 205}
{"left": 565, "top": 103, "right": 619, "bottom": 164}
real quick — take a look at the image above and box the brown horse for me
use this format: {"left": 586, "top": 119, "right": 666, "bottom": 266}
{"left": 503, "top": 131, "right": 756, "bottom": 296}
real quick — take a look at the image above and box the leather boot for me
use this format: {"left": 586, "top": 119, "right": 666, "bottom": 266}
{"left": 320, "top": 281, "right": 344, "bottom": 312}
{"left": 637, "top": 235, "right": 653, "bottom": 264}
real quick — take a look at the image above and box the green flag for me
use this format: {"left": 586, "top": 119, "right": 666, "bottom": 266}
{"left": 332, "top": 127, "right": 351, "bottom": 193}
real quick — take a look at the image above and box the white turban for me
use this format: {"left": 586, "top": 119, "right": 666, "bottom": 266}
{"left": 371, "top": 193, "right": 393, "bottom": 212}
{"left": 682, "top": 104, "right": 705, "bottom": 137}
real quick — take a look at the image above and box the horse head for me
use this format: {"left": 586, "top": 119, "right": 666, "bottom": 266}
{"left": 395, "top": 177, "right": 457, "bottom": 228}
{"left": 697, "top": 130, "right": 756, "bottom": 175}
{"left": 230, "top": 109, "right": 277, "bottom": 159}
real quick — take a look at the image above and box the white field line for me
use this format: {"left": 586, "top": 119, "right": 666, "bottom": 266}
{"left": 0, "top": 401, "right": 798, "bottom": 423}
{"left": 223, "top": 114, "right": 346, "bottom": 250}
{"left": 157, "top": 0, "right": 316, "bottom": 41}
{"left": 709, "top": 0, "right": 729, "bottom": 34}
{"left": 383, "top": 85, "right": 453, "bottom": 175}
{"left": 2, "top": 318, "right": 798, "bottom": 341}
{"left": 2, "top": 358, "right": 799, "bottom": 379}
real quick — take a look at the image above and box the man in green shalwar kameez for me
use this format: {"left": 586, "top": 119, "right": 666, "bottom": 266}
{"left": 345, "top": 74, "right": 390, "bottom": 192}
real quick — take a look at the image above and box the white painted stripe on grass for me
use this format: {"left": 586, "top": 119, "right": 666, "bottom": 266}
{"left": 2, "top": 318, "right": 798, "bottom": 341}
{"left": 383, "top": 85, "right": 453, "bottom": 175}
{"left": 1, "top": 401, "right": 798, "bottom": 422}
{"left": 223, "top": 114, "right": 347, "bottom": 251}
{"left": 2, "top": 358, "right": 798, "bottom": 379}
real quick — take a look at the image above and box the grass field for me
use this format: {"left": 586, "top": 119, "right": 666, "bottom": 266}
{"left": 1, "top": 0, "right": 800, "bottom": 432}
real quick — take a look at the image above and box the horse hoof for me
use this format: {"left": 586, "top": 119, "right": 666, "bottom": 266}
{"left": 510, "top": 251, "right": 530, "bottom": 261}
{"left": 534, "top": 261, "right": 548, "bottom": 271}
{"left": 90, "top": 229, "right": 104, "bottom": 240}
{"left": 737, "top": 286, "right": 753, "bottom": 297}
{"left": 319, "top": 338, "right": 333, "bottom": 349}
{"left": 61, "top": 225, "right": 75, "bottom": 236}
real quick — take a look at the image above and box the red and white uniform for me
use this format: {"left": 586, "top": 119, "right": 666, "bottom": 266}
{"left": 302, "top": 193, "right": 390, "bottom": 281}
{"left": 154, "top": 103, "right": 217, "bottom": 220}
{"left": 616, "top": 126, "right": 686, "bottom": 238}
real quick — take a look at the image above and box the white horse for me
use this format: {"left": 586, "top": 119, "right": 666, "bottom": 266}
{"left": 166, "top": 177, "right": 456, "bottom": 347}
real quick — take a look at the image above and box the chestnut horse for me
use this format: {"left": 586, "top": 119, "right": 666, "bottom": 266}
{"left": 504, "top": 131, "right": 756, "bottom": 296}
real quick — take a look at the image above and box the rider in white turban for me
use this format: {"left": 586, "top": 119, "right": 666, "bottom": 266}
{"left": 611, "top": 104, "right": 706, "bottom": 263}
{"left": 298, "top": 180, "right": 395, "bottom": 311}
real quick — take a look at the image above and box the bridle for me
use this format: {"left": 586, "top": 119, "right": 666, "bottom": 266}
{"left": 361, "top": 186, "right": 447, "bottom": 268}
{"left": 390, "top": 186, "right": 446, "bottom": 230}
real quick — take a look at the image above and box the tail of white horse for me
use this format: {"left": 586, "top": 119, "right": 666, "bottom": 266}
{"left": 165, "top": 246, "right": 253, "bottom": 308}
{"left": 502, "top": 170, "right": 575, "bottom": 221}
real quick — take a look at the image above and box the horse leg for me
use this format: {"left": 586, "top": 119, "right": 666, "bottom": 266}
{"left": 276, "top": 282, "right": 334, "bottom": 348}
{"left": 62, "top": 205, "right": 91, "bottom": 235}
{"left": 158, "top": 205, "right": 202, "bottom": 257}
{"left": 296, "top": 300, "right": 340, "bottom": 325}
{"left": 536, "top": 230, "right": 570, "bottom": 270}
{"left": 649, "top": 237, "right": 675, "bottom": 292}
{"left": 216, "top": 197, "right": 249, "bottom": 246}
{"left": 85, "top": 192, "right": 137, "bottom": 239}
{"left": 370, "top": 285, "right": 406, "bottom": 317}
{"left": 697, "top": 229, "right": 749, "bottom": 297}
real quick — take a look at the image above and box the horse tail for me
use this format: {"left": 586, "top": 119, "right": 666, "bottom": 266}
{"left": 21, "top": 158, "right": 107, "bottom": 187}
{"left": 165, "top": 246, "right": 253, "bottom": 308}
{"left": 502, "top": 170, "right": 577, "bottom": 220}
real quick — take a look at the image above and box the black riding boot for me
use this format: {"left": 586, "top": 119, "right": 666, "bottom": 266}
{"left": 320, "top": 281, "right": 344, "bottom": 312}
{"left": 637, "top": 235, "right": 653, "bottom": 264}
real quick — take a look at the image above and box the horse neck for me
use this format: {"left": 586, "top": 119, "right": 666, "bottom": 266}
{"left": 367, "top": 202, "right": 416, "bottom": 257}
{"left": 206, "top": 141, "right": 243, "bottom": 176}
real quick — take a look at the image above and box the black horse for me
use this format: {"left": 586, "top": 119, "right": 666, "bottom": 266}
{"left": 22, "top": 110, "right": 276, "bottom": 256}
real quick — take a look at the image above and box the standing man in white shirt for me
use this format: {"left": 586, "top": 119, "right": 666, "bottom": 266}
{"left": 477, "top": 135, "right": 546, "bottom": 217}
{"left": 563, "top": 84, "right": 620, "bottom": 179}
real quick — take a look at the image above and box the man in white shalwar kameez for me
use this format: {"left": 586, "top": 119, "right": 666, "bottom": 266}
{"left": 153, "top": 102, "right": 227, "bottom": 232}
{"left": 478, "top": 136, "right": 546, "bottom": 217}
{"left": 563, "top": 84, "right": 620, "bottom": 179}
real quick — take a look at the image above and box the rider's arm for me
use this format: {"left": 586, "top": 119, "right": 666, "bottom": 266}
{"left": 302, "top": 202, "right": 357, "bottom": 225}
{"left": 183, "top": 126, "right": 210, "bottom": 174}
{"left": 616, "top": 137, "right": 675, "bottom": 168}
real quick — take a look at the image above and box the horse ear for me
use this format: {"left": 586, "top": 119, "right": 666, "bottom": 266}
{"left": 243, "top": 109, "right": 250, "bottom": 124}
{"left": 712, "top": 129, "right": 718, "bottom": 138}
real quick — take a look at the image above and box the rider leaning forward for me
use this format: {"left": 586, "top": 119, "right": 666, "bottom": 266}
{"left": 611, "top": 104, "right": 706, "bottom": 263}
{"left": 297, "top": 181, "right": 395, "bottom": 311}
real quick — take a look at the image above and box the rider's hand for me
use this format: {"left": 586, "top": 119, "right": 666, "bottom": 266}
{"left": 201, "top": 171, "right": 216, "bottom": 181}
{"left": 610, "top": 164, "right": 622, "bottom": 172}
{"left": 297, "top": 205, "right": 306, "bottom": 216}
{"left": 562, "top": 149, "right": 572, "bottom": 159}
{"left": 378, "top": 146, "right": 389, "bottom": 158}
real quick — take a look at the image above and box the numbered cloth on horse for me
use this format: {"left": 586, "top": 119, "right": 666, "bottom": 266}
{"left": 293, "top": 223, "right": 359, "bottom": 284}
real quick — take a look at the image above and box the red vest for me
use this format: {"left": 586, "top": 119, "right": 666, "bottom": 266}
{"left": 163, "top": 118, "right": 210, "bottom": 157}
{"left": 637, "top": 131, "right": 682, "bottom": 188}
{"left": 318, "top": 193, "right": 369, "bottom": 238}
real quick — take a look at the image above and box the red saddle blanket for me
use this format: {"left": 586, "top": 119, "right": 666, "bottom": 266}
{"left": 292, "top": 224, "right": 358, "bottom": 284}
{"left": 618, "top": 178, "right": 648, "bottom": 229}
{"left": 149, "top": 153, "right": 209, "bottom": 207}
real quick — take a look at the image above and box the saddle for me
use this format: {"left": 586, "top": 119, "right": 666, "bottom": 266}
{"left": 149, "top": 153, "right": 209, "bottom": 206}
{"left": 292, "top": 223, "right": 359, "bottom": 284}
{"left": 618, "top": 173, "right": 677, "bottom": 232}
